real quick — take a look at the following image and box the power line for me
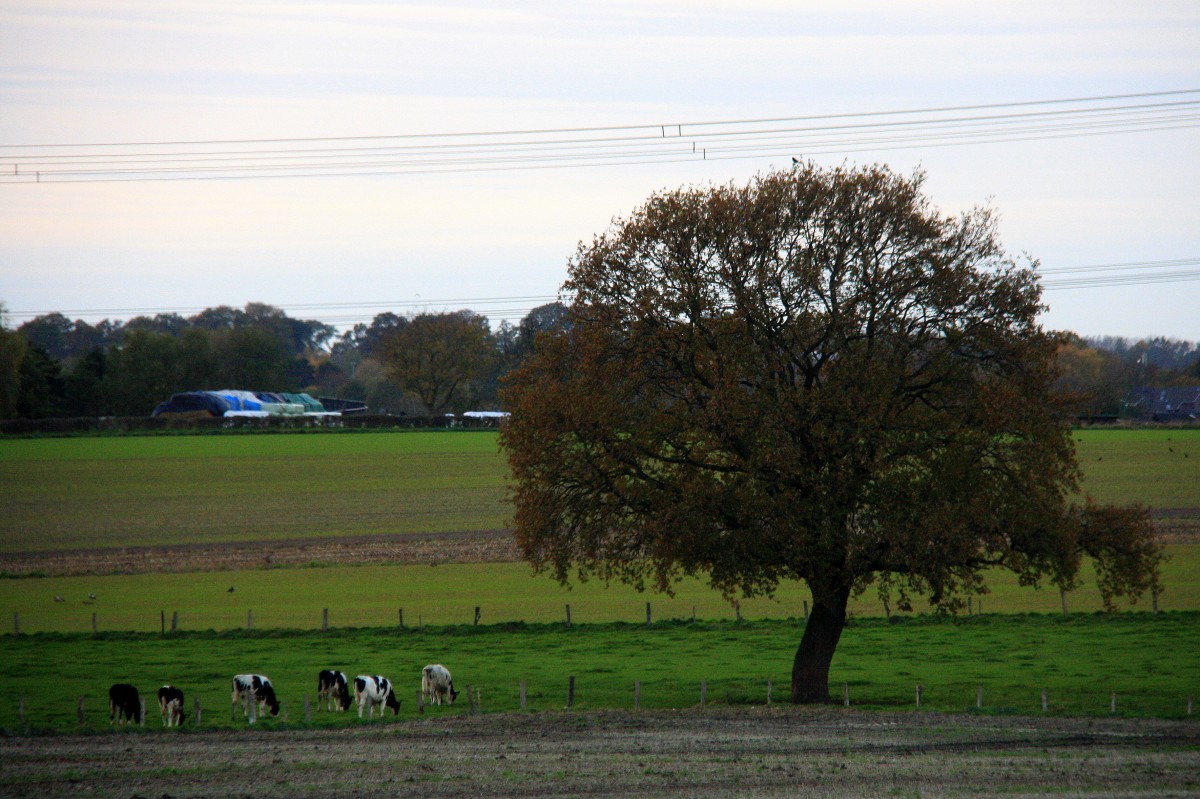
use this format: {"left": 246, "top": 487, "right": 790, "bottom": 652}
{"left": 1037, "top": 257, "right": 1200, "bottom": 291}
{"left": 4, "top": 89, "right": 1194, "bottom": 149}
{"left": 3, "top": 296, "right": 564, "bottom": 326}
{"left": 8, "top": 258, "right": 1196, "bottom": 327}
{"left": 1037, "top": 257, "right": 1199, "bottom": 275}
{"left": 1041, "top": 272, "right": 1200, "bottom": 290}
{"left": 2, "top": 90, "right": 1196, "bottom": 183}
{"left": 13, "top": 111, "right": 1197, "bottom": 176}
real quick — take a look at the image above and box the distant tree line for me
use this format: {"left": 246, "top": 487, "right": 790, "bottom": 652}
{"left": 0, "top": 301, "right": 568, "bottom": 420}
{"left": 1056, "top": 334, "right": 1200, "bottom": 418}
{"left": 0, "top": 299, "right": 1193, "bottom": 422}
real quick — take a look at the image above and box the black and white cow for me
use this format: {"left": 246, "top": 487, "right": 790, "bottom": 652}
{"left": 231, "top": 673, "right": 280, "bottom": 718}
{"left": 108, "top": 683, "right": 141, "bottom": 724}
{"left": 157, "top": 685, "right": 185, "bottom": 727}
{"left": 421, "top": 664, "right": 460, "bottom": 706}
{"left": 353, "top": 675, "right": 401, "bottom": 718}
{"left": 317, "top": 670, "right": 351, "bottom": 711}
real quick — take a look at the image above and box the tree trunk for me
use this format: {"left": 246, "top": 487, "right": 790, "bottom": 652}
{"left": 791, "top": 587, "right": 850, "bottom": 703}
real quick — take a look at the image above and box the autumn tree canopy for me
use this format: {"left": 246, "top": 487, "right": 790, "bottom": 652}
{"left": 499, "top": 163, "right": 1163, "bottom": 704}
{"left": 379, "top": 311, "right": 497, "bottom": 415}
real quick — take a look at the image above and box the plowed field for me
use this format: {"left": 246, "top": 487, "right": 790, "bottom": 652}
{"left": 2, "top": 708, "right": 1197, "bottom": 798}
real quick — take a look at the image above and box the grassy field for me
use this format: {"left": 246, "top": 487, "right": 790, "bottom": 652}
{"left": 2, "top": 543, "right": 1196, "bottom": 634}
{"left": 2, "top": 612, "right": 1197, "bottom": 732}
{"left": 1073, "top": 428, "right": 1200, "bottom": 507}
{"left": 0, "top": 431, "right": 510, "bottom": 552}
{"left": 0, "top": 428, "right": 1196, "bottom": 554}
{"left": 1, "top": 428, "right": 1197, "bottom": 731}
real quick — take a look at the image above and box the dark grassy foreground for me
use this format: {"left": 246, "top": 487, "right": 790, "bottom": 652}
{"left": 2, "top": 613, "right": 1197, "bottom": 733}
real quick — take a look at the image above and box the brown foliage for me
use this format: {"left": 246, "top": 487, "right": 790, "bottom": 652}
{"left": 500, "top": 163, "right": 1162, "bottom": 702}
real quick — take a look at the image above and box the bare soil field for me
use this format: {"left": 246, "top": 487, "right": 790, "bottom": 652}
{"left": 0, "top": 530, "right": 520, "bottom": 577}
{"left": 2, "top": 512, "right": 1196, "bottom": 578}
{"left": 2, "top": 707, "right": 1197, "bottom": 798}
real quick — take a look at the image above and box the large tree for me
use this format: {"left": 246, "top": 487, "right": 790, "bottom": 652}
{"left": 0, "top": 306, "right": 27, "bottom": 419}
{"left": 379, "top": 311, "right": 496, "bottom": 415}
{"left": 499, "top": 163, "right": 1163, "bottom": 704}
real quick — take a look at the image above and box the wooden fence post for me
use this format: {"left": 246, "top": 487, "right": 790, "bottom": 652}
{"left": 843, "top": 682, "right": 849, "bottom": 707}
{"left": 194, "top": 697, "right": 201, "bottom": 727}
{"left": 519, "top": 681, "right": 527, "bottom": 710}
{"left": 1111, "top": 692, "right": 1117, "bottom": 713}
{"left": 12, "top": 612, "right": 18, "bottom": 636}
{"left": 767, "top": 679, "right": 773, "bottom": 705}
{"left": 565, "top": 604, "right": 571, "bottom": 626}
{"left": 171, "top": 611, "right": 178, "bottom": 633}
{"left": 645, "top": 602, "right": 652, "bottom": 626}
{"left": 976, "top": 685, "right": 983, "bottom": 709}
{"left": 18, "top": 697, "right": 25, "bottom": 727}
{"left": 915, "top": 684, "right": 922, "bottom": 708}
{"left": 1041, "top": 689, "right": 1048, "bottom": 711}
{"left": 1187, "top": 695, "right": 1193, "bottom": 716}
{"left": 474, "top": 606, "right": 481, "bottom": 626}
{"left": 77, "top": 696, "right": 85, "bottom": 726}
{"left": 398, "top": 608, "right": 404, "bottom": 628}
{"left": 91, "top": 612, "right": 97, "bottom": 634}
{"left": 322, "top": 608, "right": 328, "bottom": 632}
{"left": 161, "top": 610, "right": 165, "bottom": 634}
{"left": 567, "top": 676, "right": 575, "bottom": 708}
{"left": 634, "top": 681, "right": 641, "bottom": 711}
{"left": 700, "top": 680, "right": 707, "bottom": 708}
{"left": 692, "top": 606, "right": 696, "bottom": 623}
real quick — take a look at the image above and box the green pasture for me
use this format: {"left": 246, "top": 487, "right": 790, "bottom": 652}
{"left": 0, "top": 431, "right": 510, "bottom": 552}
{"left": 2, "top": 544, "right": 1195, "bottom": 635}
{"left": 1, "top": 613, "right": 1196, "bottom": 733}
{"left": 0, "top": 428, "right": 1197, "bottom": 555}
{"left": 1073, "top": 428, "right": 1200, "bottom": 508}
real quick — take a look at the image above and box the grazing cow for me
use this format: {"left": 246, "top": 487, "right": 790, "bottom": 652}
{"left": 421, "top": 664, "right": 460, "bottom": 706}
{"left": 353, "top": 675, "right": 401, "bottom": 718}
{"left": 317, "top": 670, "right": 351, "bottom": 711}
{"left": 157, "top": 685, "right": 186, "bottom": 727}
{"left": 108, "top": 683, "right": 141, "bottom": 725}
{"left": 231, "top": 674, "right": 280, "bottom": 718}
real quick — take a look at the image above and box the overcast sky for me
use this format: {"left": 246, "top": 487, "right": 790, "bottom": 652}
{"left": 1, "top": 1, "right": 1197, "bottom": 340}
